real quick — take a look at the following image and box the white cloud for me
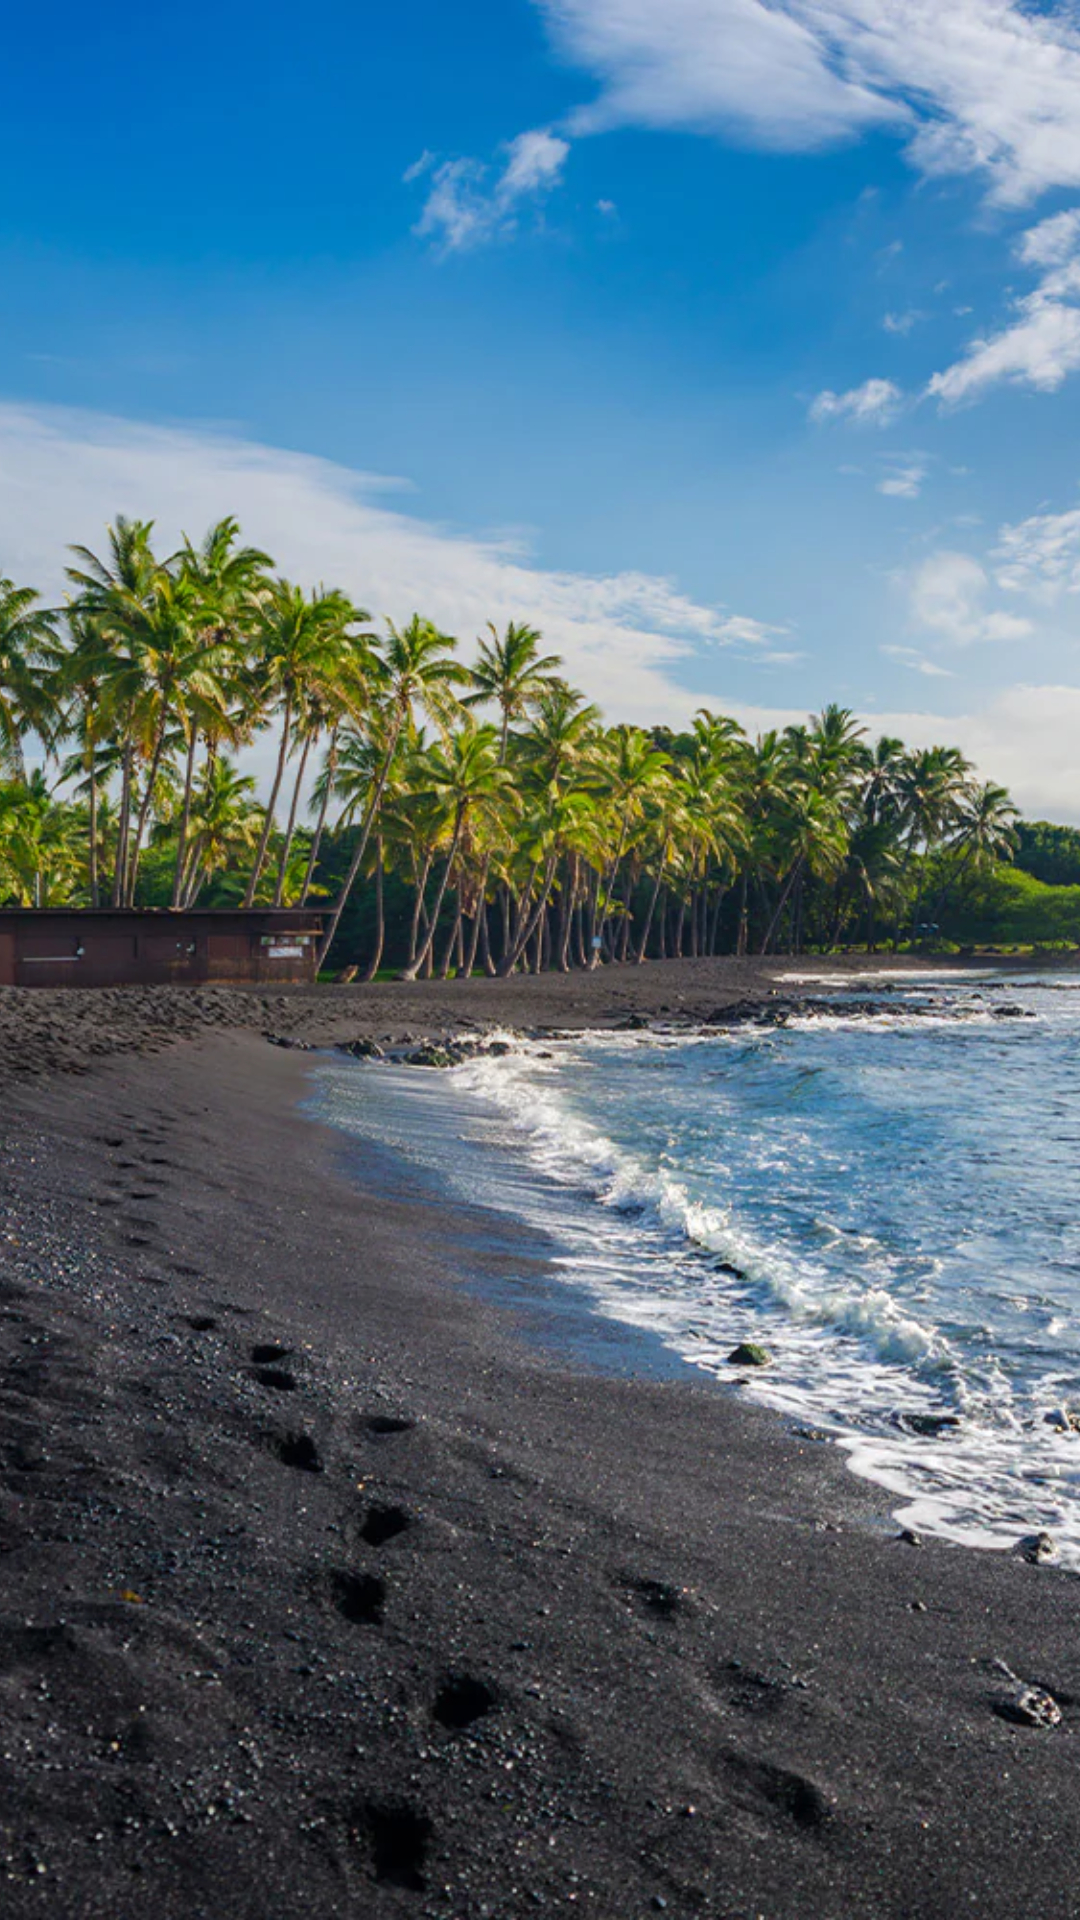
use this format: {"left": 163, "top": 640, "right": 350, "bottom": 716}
{"left": 702, "top": 683, "right": 1080, "bottom": 822}
{"left": 0, "top": 401, "right": 782, "bottom": 750}
{"left": 892, "top": 684, "right": 1080, "bottom": 822}
{"left": 882, "top": 310, "right": 922, "bottom": 335}
{"left": 12, "top": 400, "right": 1080, "bottom": 819}
{"left": 414, "top": 129, "right": 570, "bottom": 253}
{"left": 877, "top": 459, "right": 926, "bottom": 498}
{"left": 994, "top": 502, "right": 1080, "bottom": 597}
{"left": 927, "top": 206, "right": 1080, "bottom": 404}
{"left": 880, "top": 644, "right": 954, "bottom": 677}
{"left": 908, "top": 549, "right": 1033, "bottom": 644}
{"left": 402, "top": 151, "right": 436, "bottom": 185}
{"left": 810, "top": 377, "right": 902, "bottom": 425}
{"left": 1018, "top": 208, "right": 1080, "bottom": 269}
{"left": 538, "top": 0, "right": 1080, "bottom": 204}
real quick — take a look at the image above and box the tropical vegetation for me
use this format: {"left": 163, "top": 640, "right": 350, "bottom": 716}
{"left": 0, "top": 514, "right": 1062, "bottom": 968}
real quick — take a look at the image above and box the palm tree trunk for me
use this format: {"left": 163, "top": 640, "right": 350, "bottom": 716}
{"left": 300, "top": 724, "right": 339, "bottom": 906}
{"left": 402, "top": 810, "right": 465, "bottom": 979}
{"left": 762, "top": 861, "right": 802, "bottom": 954}
{"left": 479, "top": 903, "right": 496, "bottom": 975}
{"left": 636, "top": 846, "right": 669, "bottom": 963}
{"left": 180, "top": 832, "right": 206, "bottom": 909}
{"left": 273, "top": 730, "right": 313, "bottom": 907}
{"left": 361, "top": 840, "right": 385, "bottom": 981}
{"left": 498, "top": 855, "right": 558, "bottom": 976}
{"left": 407, "top": 851, "right": 433, "bottom": 968}
{"left": 112, "top": 739, "right": 134, "bottom": 907}
{"left": 244, "top": 693, "right": 294, "bottom": 908}
{"left": 735, "top": 870, "right": 749, "bottom": 956}
{"left": 87, "top": 749, "right": 100, "bottom": 910}
{"left": 461, "top": 881, "right": 488, "bottom": 979}
{"left": 316, "top": 709, "right": 405, "bottom": 966}
{"left": 708, "top": 882, "right": 727, "bottom": 954}
{"left": 592, "top": 815, "right": 631, "bottom": 967}
{"left": 439, "top": 882, "right": 465, "bottom": 978}
{"left": 171, "top": 728, "right": 200, "bottom": 908}
{"left": 126, "top": 699, "right": 174, "bottom": 905}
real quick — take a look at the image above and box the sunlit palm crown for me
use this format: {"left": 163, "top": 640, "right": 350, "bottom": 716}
{"left": 0, "top": 518, "right": 1023, "bottom": 956}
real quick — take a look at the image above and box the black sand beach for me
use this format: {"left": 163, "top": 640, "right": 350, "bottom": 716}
{"left": 3, "top": 958, "right": 1080, "bottom": 1918}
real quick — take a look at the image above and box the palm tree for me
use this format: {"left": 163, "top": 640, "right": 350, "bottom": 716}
{"left": 400, "top": 720, "right": 512, "bottom": 980}
{"left": 180, "top": 757, "right": 264, "bottom": 906}
{"left": 587, "top": 726, "right": 671, "bottom": 964}
{"left": 169, "top": 517, "right": 272, "bottom": 905}
{"left": 316, "top": 615, "right": 466, "bottom": 969}
{"left": 0, "top": 577, "right": 59, "bottom": 782}
{"left": 242, "top": 581, "right": 366, "bottom": 907}
{"left": 895, "top": 745, "right": 973, "bottom": 941}
{"left": 465, "top": 621, "right": 563, "bottom": 758}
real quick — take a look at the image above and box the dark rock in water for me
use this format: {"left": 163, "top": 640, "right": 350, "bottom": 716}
{"left": 897, "top": 1527, "right": 923, "bottom": 1547}
{"left": 991, "top": 1004, "right": 1035, "bottom": 1019}
{"left": 339, "top": 1037, "right": 385, "bottom": 1060}
{"left": 483, "top": 1040, "right": 513, "bottom": 1056}
{"left": 404, "top": 1045, "right": 456, "bottom": 1069}
{"left": 899, "top": 1412, "right": 961, "bottom": 1437}
{"left": 715, "top": 1259, "right": 747, "bottom": 1280}
{"left": 1015, "top": 1530, "right": 1057, "bottom": 1564}
{"left": 264, "top": 1032, "right": 312, "bottom": 1050}
{"left": 727, "top": 1342, "right": 771, "bottom": 1367}
{"left": 620, "top": 1012, "right": 651, "bottom": 1030}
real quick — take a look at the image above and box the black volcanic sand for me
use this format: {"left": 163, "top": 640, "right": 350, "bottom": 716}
{"left": 0, "top": 949, "right": 1042, "bottom": 1079}
{"left": 2, "top": 963, "right": 1080, "bottom": 1917}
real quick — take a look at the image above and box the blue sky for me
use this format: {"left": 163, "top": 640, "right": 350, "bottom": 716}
{"left": 5, "top": 0, "right": 1080, "bottom": 813}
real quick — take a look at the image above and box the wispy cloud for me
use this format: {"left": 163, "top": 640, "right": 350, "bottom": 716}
{"left": 881, "top": 644, "right": 954, "bottom": 677}
{"left": 0, "top": 400, "right": 788, "bottom": 739}
{"left": 11, "top": 401, "right": 1080, "bottom": 817}
{"left": 809, "top": 377, "right": 902, "bottom": 426}
{"left": 994, "top": 501, "right": 1080, "bottom": 598}
{"left": 538, "top": 1, "right": 1080, "bottom": 204}
{"left": 927, "top": 206, "right": 1080, "bottom": 405}
{"left": 413, "top": 129, "right": 570, "bottom": 253}
{"left": 877, "top": 457, "right": 926, "bottom": 498}
{"left": 908, "top": 549, "right": 1033, "bottom": 645}
{"left": 882, "top": 310, "right": 922, "bottom": 335}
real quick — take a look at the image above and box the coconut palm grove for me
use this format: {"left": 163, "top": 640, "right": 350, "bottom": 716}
{"left": 1, "top": 514, "right": 1076, "bottom": 968}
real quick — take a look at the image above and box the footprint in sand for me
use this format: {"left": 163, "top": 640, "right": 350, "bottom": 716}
{"left": 351, "top": 1802, "right": 433, "bottom": 1892}
{"left": 360, "top": 1503, "right": 412, "bottom": 1547}
{"left": 329, "top": 1569, "right": 386, "bottom": 1625}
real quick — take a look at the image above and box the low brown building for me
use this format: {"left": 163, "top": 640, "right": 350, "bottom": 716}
{"left": 0, "top": 909, "right": 324, "bottom": 989}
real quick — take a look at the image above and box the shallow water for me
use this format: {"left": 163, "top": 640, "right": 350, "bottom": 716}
{"left": 314, "top": 971, "right": 1080, "bottom": 1562}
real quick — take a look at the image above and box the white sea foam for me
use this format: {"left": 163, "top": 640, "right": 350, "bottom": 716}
{"left": 315, "top": 976, "right": 1080, "bottom": 1565}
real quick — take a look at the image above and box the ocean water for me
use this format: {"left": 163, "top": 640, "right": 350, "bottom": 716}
{"left": 314, "top": 971, "right": 1080, "bottom": 1563}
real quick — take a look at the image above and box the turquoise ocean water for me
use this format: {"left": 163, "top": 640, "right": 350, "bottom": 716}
{"left": 314, "top": 972, "right": 1080, "bottom": 1562}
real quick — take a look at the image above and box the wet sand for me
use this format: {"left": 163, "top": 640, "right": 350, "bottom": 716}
{"left": 3, "top": 960, "right": 1080, "bottom": 1917}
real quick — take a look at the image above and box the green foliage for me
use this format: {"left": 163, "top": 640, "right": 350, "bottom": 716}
{"left": 2, "top": 511, "right": 1075, "bottom": 968}
{"left": 942, "top": 864, "right": 1080, "bottom": 946}
{"left": 1014, "top": 820, "right": 1080, "bottom": 887}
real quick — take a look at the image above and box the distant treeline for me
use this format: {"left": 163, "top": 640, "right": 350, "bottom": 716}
{"left": 0, "top": 511, "right": 1073, "bottom": 969}
{"left": 1014, "top": 821, "right": 1080, "bottom": 889}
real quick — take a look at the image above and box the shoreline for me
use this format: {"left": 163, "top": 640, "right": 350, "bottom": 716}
{"left": 3, "top": 975, "right": 1080, "bottom": 1913}
{"left": 0, "top": 949, "right": 1042, "bottom": 1082}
